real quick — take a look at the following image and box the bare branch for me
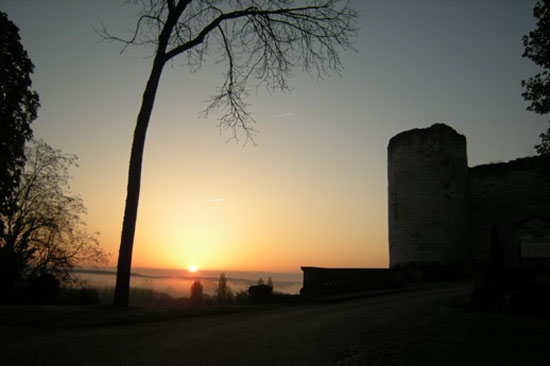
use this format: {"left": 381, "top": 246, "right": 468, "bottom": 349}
{"left": 0, "top": 140, "right": 108, "bottom": 287}
{"left": 99, "top": 1, "right": 357, "bottom": 142}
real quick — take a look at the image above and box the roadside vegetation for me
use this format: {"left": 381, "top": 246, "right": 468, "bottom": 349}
{"left": 0, "top": 275, "right": 291, "bottom": 328}
{"left": 0, "top": 271, "right": 303, "bottom": 328}
{"left": 0, "top": 12, "right": 108, "bottom": 305}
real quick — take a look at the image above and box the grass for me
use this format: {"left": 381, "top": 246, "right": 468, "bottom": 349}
{"left": 0, "top": 281, "right": 305, "bottom": 328}
{"left": 383, "top": 308, "right": 550, "bottom": 366}
{"left": 0, "top": 302, "right": 280, "bottom": 328}
{"left": 0, "top": 284, "right": 282, "bottom": 328}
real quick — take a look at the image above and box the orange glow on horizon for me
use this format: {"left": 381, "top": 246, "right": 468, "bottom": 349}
{"left": 119, "top": 179, "right": 390, "bottom": 272}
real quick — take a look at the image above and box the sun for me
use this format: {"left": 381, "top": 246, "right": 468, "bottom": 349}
{"left": 188, "top": 265, "right": 198, "bottom": 273}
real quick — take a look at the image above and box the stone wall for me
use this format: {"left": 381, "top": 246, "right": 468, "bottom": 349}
{"left": 470, "top": 157, "right": 550, "bottom": 267}
{"left": 300, "top": 267, "right": 404, "bottom": 297}
{"left": 388, "top": 123, "right": 550, "bottom": 272}
{"left": 388, "top": 124, "right": 471, "bottom": 268}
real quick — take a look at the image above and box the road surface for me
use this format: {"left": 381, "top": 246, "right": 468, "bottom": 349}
{"left": 1, "top": 282, "right": 471, "bottom": 366}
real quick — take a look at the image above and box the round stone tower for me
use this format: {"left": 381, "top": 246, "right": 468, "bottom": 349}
{"left": 388, "top": 124, "right": 470, "bottom": 269}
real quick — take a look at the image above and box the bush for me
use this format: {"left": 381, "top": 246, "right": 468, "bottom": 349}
{"left": 58, "top": 287, "right": 99, "bottom": 305}
{"left": 26, "top": 273, "right": 61, "bottom": 304}
{"left": 129, "top": 287, "right": 179, "bottom": 307}
{"left": 234, "top": 290, "right": 250, "bottom": 304}
{"left": 248, "top": 284, "right": 273, "bottom": 303}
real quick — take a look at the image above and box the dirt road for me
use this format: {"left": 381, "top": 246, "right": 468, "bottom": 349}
{"left": 1, "top": 283, "right": 471, "bottom": 366}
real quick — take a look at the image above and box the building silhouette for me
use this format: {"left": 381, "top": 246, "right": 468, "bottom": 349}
{"left": 388, "top": 123, "right": 550, "bottom": 273}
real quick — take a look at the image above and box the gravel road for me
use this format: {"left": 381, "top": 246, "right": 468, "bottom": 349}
{"left": 1, "top": 282, "right": 471, "bottom": 366}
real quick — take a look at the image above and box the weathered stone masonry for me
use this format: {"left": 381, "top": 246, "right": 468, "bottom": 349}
{"left": 388, "top": 123, "right": 550, "bottom": 270}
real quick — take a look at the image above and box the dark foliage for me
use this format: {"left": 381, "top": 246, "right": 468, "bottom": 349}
{"left": 233, "top": 289, "right": 250, "bottom": 304}
{"left": 0, "top": 11, "right": 40, "bottom": 232}
{"left": 190, "top": 279, "right": 204, "bottom": 304}
{"left": 216, "top": 272, "right": 233, "bottom": 303}
{"left": 248, "top": 284, "right": 273, "bottom": 303}
{"left": 58, "top": 286, "right": 100, "bottom": 305}
{"left": 522, "top": 0, "right": 550, "bottom": 154}
{"left": 26, "top": 273, "right": 61, "bottom": 304}
{"left": 0, "top": 141, "right": 107, "bottom": 303}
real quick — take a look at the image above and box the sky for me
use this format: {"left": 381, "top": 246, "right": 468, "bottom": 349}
{"left": 1, "top": 0, "right": 547, "bottom": 273}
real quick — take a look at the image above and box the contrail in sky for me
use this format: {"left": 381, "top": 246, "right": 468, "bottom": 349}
{"left": 205, "top": 198, "right": 224, "bottom": 203}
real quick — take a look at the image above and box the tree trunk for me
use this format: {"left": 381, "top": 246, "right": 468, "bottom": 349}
{"left": 111, "top": 3, "right": 186, "bottom": 308}
{"left": 112, "top": 59, "right": 165, "bottom": 307}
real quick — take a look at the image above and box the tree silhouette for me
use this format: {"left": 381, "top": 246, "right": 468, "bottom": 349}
{"left": 100, "top": 0, "right": 357, "bottom": 307}
{"left": 522, "top": 0, "right": 550, "bottom": 155}
{"left": 190, "top": 279, "right": 204, "bottom": 304}
{"left": 216, "top": 272, "right": 232, "bottom": 303}
{"left": 0, "top": 140, "right": 107, "bottom": 302}
{"left": 0, "top": 11, "right": 40, "bottom": 236}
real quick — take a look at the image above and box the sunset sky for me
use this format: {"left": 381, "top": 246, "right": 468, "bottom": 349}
{"left": 2, "top": 0, "right": 547, "bottom": 273}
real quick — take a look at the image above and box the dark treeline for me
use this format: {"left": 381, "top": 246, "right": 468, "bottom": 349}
{"left": 0, "top": 11, "right": 107, "bottom": 305}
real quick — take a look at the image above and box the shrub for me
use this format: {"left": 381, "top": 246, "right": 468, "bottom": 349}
{"left": 234, "top": 290, "right": 250, "bottom": 304}
{"left": 26, "top": 273, "right": 61, "bottom": 304}
{"left": 248, "top": 284, "right": 273, "bottom": 303}
{"left": 58, "top": 287, "right": 99, "bottom": 305}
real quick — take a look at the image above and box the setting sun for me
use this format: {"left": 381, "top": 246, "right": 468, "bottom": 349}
{"left": 188, "top": 265, "right": 198, "bottom": 273}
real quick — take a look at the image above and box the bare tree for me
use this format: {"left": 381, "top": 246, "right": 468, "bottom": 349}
{"left": 0, "top": 140, "right": 107, "bottom": 301}
{"left": 99, "top": 0, "right": 357, "bottom": 307}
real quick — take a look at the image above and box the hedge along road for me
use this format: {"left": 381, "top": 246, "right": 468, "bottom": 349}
{"left": 1, "top": 283, "right": 471, "bottom": 366}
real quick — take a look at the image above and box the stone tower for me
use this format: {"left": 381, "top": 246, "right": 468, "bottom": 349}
{"left": 387, "top": 124, "right": 471, "bottom": 269}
